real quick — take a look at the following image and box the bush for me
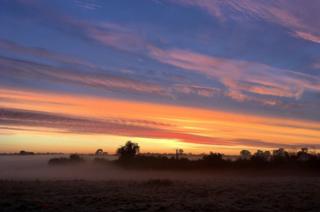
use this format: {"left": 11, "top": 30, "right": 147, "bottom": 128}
{"left": 48, "top": 154, "right": 84, "bottom": 166}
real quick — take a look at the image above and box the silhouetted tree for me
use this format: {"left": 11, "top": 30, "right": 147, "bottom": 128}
{"left": 272, "top": 148, "right": 289, "bottom": 162}
{"left": 48, "top": 154, "right": 84, "bottom": 166}
{"left": 117, "top": 141, "right": 140, "bottom": 160}
{"left": 95, "top": 149, "right": 104, "bottom": 156}
{"left": 19, "top": 150, "right": 34, "bottom": 155}
{"left": 175, "top": 148, "right": 184, "bottom": 159}
{"left": 69, "top": 154, "right": 83, "bottom": 162}
{"left": 297, "top": 147, "right": 310, "bottom": 161}
{"left": 240, "top": 150, "right": 251, "bottom": 160}
{"left": 252, "top": 150, "right": 271, "bottom": 162}
{"left": 202, "top": 152, "right": 225, "bottom": 168}
{"left": 203, "top": 152, "right": 223, "bottom": 161}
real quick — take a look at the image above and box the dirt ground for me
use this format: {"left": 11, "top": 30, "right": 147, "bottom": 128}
{"left": 1, "top": 176, "right": 320, "bottom": 212}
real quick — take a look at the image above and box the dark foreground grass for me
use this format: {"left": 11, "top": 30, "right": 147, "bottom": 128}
{"left": 1, "top": 176, "right": 320, "bottom": 212}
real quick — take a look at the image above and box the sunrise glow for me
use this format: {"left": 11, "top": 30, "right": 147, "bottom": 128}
{"left": 1, "top": 0, "right": 320, "bottom": 154}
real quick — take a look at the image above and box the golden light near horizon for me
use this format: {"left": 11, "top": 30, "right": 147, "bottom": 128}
{"left": 1, "top": 0, "right": 320, "bottom": 155}
{"left": 1, "top": 88, "right": 320, "bottom": 154}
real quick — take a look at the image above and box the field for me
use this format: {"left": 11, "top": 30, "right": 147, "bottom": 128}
{"left": 1, "top": 176, "right": 320, "bottom": 211}
{"left": 1, "top": 155, "right": 320, "bottom": 211}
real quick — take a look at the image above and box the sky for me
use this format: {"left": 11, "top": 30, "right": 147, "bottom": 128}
{"left": 0, "top": 0, "right": 320, "bottom": 155}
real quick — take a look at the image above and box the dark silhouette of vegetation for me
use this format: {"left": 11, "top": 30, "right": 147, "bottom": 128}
{"left": 48, "top": 154, "right": 84, "bottom": 166}
{"left": 111, "top": 142, "right": 320, "bottom": 173}
{"left": 116, "top": 141, "right": 140, "bottom": 161}
{"left": 46, "top": 142, "right": 320, "bottom": 174}
{"left": 175, "top": 148, "right": 184, "bottom": 159}
{"left": 240, "top": 149, "right": 251, "bottom": 160}
{"left": 95, "top": 149, "right": 104, "bottom": 156}
{"left": 94, "top": 148, "right": 108, "bottom": 157}
{"left": 19, "top": 150, "right": 34, "bottom": 155}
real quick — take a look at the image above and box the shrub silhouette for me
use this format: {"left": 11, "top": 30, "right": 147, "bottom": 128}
{"left": 175, "top": 148, "right": 184, "bottom": 159}
{"left": 202, "top": 152, "right": 223, "bottom": 161}
{"left": 251, "top": 150, "right": 271, "bottom": 162}
{"left": 69, "top": 154, "right": 83, "bottom": 161}
{"left": 272, "top": 148, "right": 289, "bottom": 162}
{"left": 240, "top": 150, "right": 251, "bottom": 160}
{"left": 95, "top": 149, "right": 104, "bottom": 156}
{"left": 48, "top": 154, "right": 84, "bottom": 166}
{"left": 116, "top": 141, "right": 140, "bottom": 161}
{"left": 19, "top": 150, "right": 34, "bottom": 155}
{"left": 297, "top": 148, "right": 310, "bottom": 161}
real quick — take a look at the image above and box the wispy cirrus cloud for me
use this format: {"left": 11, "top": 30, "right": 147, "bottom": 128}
{"left": 313, "top": 62, "right": 320, "bottom": 69}
{"left": 171, "top": 0, "right": 320, "bottom": 44}
{"left": 0, "top": 39, "right": 96, "bottom": 68}
{"left": 149, "top": 46, "right": 320, "bottom": 101}
{"left": 294, "top": 31, "right": 320, "bottom": 44}
{"left": 74, "top": 0, "right": 101, "bottom": 10}
{"left": 85, "top": 22, "right": 148, "bottom": 52}
{"left": 0, "top": 107, "right": 229, "bottom": 146}
{"left": 173, "top": 84, "right": 221, "bottom": 98}
{"left": 0, "top": 56, "right": 169, "bottom": 96}
{"left": 0, "top": 54, "right": 226, "bottom": 101}
{"left": 3, "top": 1, "right": 148, "bottom": 52}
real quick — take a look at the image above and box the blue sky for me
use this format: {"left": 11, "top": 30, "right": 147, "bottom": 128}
{"left": 0, "top": 0, "right": 320, "bottom": 153}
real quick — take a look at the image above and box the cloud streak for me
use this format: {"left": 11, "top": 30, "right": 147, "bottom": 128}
{"left": 2, "top": 107, "right": 319, "bottom": 149}
{"left": 2, "top": 1, "right": 148, "bottom": 52}
{"left": 149, "top": 47, "right": 320, "bottom": 102}
{"left": 0, "top": 39, "right": 96, "bottom": 68}
{"left": 172, "top": 0, "right": 320, "bottom": 44}
{"left": 0, "top": 56, "right": 170, "bottom": 96}
{"left": 1, "top": 87, "right": 320, "bottom": 151}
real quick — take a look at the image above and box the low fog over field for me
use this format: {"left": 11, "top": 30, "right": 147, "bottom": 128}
{"left": 0, "top": 155, "right": 214, "bottom": 181}
{"left": 2, "top": 155, "right": 320, "bottom": 211}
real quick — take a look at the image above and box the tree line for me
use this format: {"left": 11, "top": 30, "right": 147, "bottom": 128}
{"left": 113, "top": 141, "right": 320, "bottom": 171}
{"left": 49, "top": 141, "right": 320, "bottom": 172}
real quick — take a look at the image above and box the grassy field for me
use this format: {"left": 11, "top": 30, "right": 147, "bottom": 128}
{"left": 1, "top": 176, "right": 320, "bottom": 211}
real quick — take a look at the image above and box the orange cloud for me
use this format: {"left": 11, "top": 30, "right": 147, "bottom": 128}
{"left": 1, "top": 87, "right": 320, "bottom": 151}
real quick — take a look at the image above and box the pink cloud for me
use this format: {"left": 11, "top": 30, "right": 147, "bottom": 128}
{"left": 295, "top": 31, "right": 320, "bottom": 44}
{"left": 173, "top": 84, "right": 221, "bottom": 97}
{"left": 149, "top": 46, "right": 320, "bottom": 101}
{"left": 87, "top": 23, "right": 147, "bottom": 51}
{"left": 313, "top": 62, "right": 320, "bottom": 69}
{"left": 172, "top": 0, "right": 320, "bottom": 44}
